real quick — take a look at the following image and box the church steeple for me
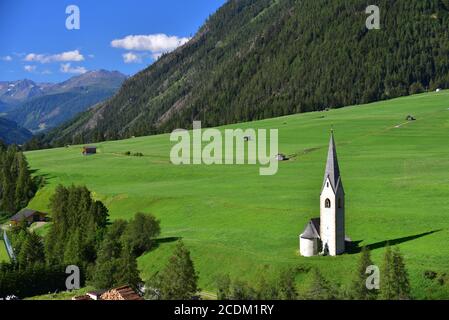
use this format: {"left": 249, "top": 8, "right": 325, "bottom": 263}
{"left": 322, "top": 130, "right": 343, "bottom": 192}
{"left": 300, "top": 130, "right": 347, "bottom": 257}
{"left": 319, "top": 129, "right": 346, "bottom": 256}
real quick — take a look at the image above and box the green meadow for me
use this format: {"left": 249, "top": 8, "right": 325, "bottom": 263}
{"left": 25, "top": 91, "right": 449, "bottom": 299}
{"left": 0, "top": 240, "right": 9, "bottom": 263}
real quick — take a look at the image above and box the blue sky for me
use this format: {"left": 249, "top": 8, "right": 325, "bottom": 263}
{"left": 0, "top": 0, "right": 226, "bottom": 82}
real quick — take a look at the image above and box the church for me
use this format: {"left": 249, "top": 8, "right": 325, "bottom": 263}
{"left": 299, "top": 131, "right": 346, "bottom": 257}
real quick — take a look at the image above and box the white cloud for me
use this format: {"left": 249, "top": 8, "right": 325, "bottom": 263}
{"left": 60, "top": 63, "right": 87, "bottom": 74}
{"left": 25, "top": 50, "right": 85, "bottom": 63}
{"left": 122, "top": 52, "right": 143, "bottom": 64}
{"left": 1, "top": 55, "right": 12, "bottom": 61}
{"left": 24, "top": 65, "right": 37, "bottom": 72}
{"left": 111, "top": 34, "right": 190, "bottom": 60}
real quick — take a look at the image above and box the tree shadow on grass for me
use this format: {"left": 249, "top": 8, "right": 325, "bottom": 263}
{"left": 29, "top": 169, "right": 53, "bottom": 189}
{"left": 152, "top": 236, "right": 182, "bottom": 250}
{"left": 346, "top": 229, "right": 442, "bottom": 254}
{"left": 135, "top": 237, "right": 182, "bottom": 258}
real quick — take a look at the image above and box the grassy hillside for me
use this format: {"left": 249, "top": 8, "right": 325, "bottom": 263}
{"left": 25, "top": 91, "right": 449, "bottom": 299}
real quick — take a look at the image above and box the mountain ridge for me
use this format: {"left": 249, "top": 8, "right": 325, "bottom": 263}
{"left": 41, "top": 0, "right": 449, "bottom": 146}
{"left": 3, "top": 70, "right": 126, "bottom": 133}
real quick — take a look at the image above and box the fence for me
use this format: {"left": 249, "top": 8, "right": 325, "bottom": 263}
{"left": 3, "top": 230, "right": 15, "bottom": 261}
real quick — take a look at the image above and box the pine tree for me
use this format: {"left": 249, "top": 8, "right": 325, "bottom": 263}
{"left": 380, "top": 245, "right": 395, "bottom": 300}
{"left": 14, "top": 153, "right": 35, "bottom": 211}
{"left": 92, "top": 236, "right": 119, "bottom": 290}
{"left": 0, "top": 147, "right": 17, "bottom": 213}
{"left": 63, "top": 229, "right": 84, "bottom": 267}
{"left": 380, "top": 245, "right": 412, "bottom": 300}
{"left": 392, "top": 247, "right": 411, "bottom": 300}
{"left": 152, "top": 241, "right": 199, "bottom": 300}
{"left": 91, "top": 220, "right": 126, "bottom": 289}
{"left": 91, "top": 219, "right": 144, "bottom": 290}
{"left": 350, "top": 246, "right": 378, "bottom": 300}
{"left": 114, "top": 244, "right": 142, "bottom": 290}
{"left": 306, "top": 269, "right": 339, "bottom": 300}
{"left": 17, "top": 232, "right": 45, "bottom": 269}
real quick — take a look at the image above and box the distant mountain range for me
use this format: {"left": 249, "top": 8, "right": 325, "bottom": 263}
{"left": 0, "top": 70, "right": 126, "bottom": 135}
{"left": 0, "top": 79, "right": 53, "bottom": 110}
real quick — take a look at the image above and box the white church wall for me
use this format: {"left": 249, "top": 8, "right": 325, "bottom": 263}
{"left": 299, "top": 236, "right": 317, "bottom": 257}
{"left": 320, "top": 177, "right": 337, "bottom": 256}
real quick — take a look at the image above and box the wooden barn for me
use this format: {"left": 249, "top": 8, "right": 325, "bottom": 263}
{"left": 82, "top": 146, "right": 97, "bottom": 155}
{"left": 10, "top": 209, "right": 47, "bottom": 226}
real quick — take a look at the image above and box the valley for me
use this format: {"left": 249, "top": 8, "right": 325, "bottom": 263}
{"left": 25, "top": 90, "right": 449, "bottom": 299}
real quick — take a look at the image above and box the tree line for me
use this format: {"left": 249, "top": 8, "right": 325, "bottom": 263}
{"left": 213, "top": 245, "right": 411, "bottom": 300}
{"left": 140, "top": 242, "right": 412, "bottom": 300}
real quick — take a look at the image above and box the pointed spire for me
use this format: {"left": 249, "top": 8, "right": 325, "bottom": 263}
{"left": 322, "top": 130, "right": 342, "bottom": 191}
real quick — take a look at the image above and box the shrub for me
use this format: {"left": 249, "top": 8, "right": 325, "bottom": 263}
{"left": 424, "top": 270, "right": 437, "bottom": 280}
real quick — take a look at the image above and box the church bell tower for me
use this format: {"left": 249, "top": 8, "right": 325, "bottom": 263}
{"left": 319, "top": 131, "right": 345, "bottom": 256}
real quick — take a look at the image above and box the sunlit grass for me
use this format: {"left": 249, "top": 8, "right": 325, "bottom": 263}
{"left": 25, "top": 91, "right": 449, "bottom": 299}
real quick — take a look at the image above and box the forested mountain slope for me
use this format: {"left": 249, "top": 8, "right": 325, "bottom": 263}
{"left": 0, "top": 118, "right": 32, "bottom": 145}
{"left": 43, "top": 0, "right": 449, "bottom": 145}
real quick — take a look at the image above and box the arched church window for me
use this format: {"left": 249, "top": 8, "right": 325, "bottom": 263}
{"left": 325, "top": 198, "right": 331, "bottom": 208}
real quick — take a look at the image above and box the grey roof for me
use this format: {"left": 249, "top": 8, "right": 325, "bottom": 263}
{"left": 10, "top": 209, "right": 46, "bottom": 222}
{"left": 300, "top": 218, "right": 320, "bottom": 239}
{"left": 322, "top": 131, "right": 343, "bottom": 192}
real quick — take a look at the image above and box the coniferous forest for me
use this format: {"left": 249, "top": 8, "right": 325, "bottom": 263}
{"left": 39, "top": 0, "right": 449, "bottom": 146}
{"left": 0, "top": 184, "right": 162, "bottom": 298}
{"left": 0, "top": 143, "right": 37, "bottom": 219}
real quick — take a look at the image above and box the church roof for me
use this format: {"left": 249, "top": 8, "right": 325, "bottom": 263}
{"left": 300, "top": 218, "right": 320, "bottom": 239}
{"left": 322, "top": 131, "right": 343, "bottom": 192}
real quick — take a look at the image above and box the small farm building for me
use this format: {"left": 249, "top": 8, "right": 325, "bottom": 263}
{"left": 82, "top": 146, "right": 97, "bottom": 155}
{"left": 10, "top": 209, "right": 47, "bottom": 226}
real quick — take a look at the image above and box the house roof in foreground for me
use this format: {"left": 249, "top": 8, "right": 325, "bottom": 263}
{"left": 100, "top": 285, "right": 143, "bottom": 300}
{"left": 10, "top": 209, "right": 47, "bottom": 222}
